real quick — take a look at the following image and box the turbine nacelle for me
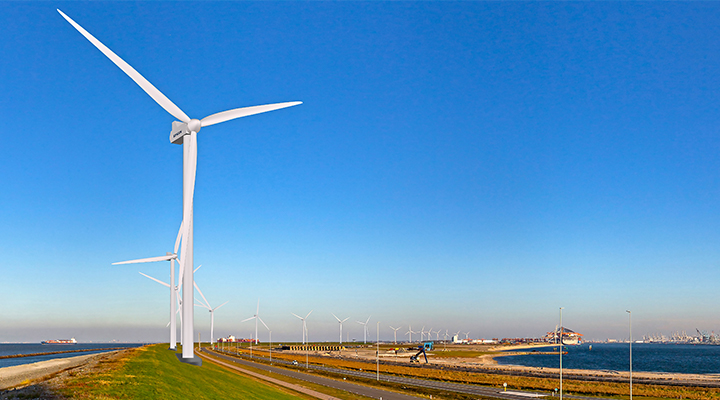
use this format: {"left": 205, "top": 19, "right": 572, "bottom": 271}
{"left": 170, "top": 121, "right": 200, "bottom": 144}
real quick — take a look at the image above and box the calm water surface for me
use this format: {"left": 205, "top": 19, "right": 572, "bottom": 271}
{"left": 0, "top": 343, "right": 145, "bottom": 369}
{"left": 495, "top": 343, "right": 720, "bottom": 375}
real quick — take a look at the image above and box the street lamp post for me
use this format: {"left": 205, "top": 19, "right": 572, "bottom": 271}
{"left": 627, "top": 310, "right": 632, "bottom": 400}
{"left": 559, "top": 307, "right": 564, "bottom": 400}
{"left": 376, "top": 321, "right": 380, "bottom": 381}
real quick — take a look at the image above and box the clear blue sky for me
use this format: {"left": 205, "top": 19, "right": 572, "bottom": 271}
{"left": 2, "top": 1, "right": 720, "bottom": 343}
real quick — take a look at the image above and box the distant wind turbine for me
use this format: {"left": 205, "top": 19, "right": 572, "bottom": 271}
{"left": 194, "top": 282, "right": 228, "bottom": 346}
{"left": 356, "top": 316, "right": 371, "bottom": 344}
{"left": 292, "top": 311, "right": 312, "bottom": 344}
{"left": 406, "top": 325, "right": 417, "bottom": 343}
{"left": 59, "top": 9, "right": 301, "bottom": 365}
{"left": 389, "top": 326, "right": 401, "bottom": 344}
{"left": 331, "top": 313, "right": 350, "bottom": 344}
{"left": 242, "top": 300, "right": 269, "bottom": 344}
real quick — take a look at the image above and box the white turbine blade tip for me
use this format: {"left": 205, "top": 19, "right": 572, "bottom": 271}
{"left": 57, "top": 10, "right": 190, "bottom": 123}
{"left": 200, "top": 101, "right": 302, "bottom": 127}
{"left": 113, "top": 254, "right": 176, "bottom": 265}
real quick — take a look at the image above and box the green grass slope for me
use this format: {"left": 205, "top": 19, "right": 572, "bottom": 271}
{"left": 59, "top": 344, "right": 306, "bottom": 399}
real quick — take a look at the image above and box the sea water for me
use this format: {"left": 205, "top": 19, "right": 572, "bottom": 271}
{"left": 495, "top": 343, "right": 720, "bottom": 375}
{"left": 0, "top": 343, "right": 145, "bottom": 369}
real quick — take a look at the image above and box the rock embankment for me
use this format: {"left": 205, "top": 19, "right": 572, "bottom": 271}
{"left": 0, "top": 350, "right": 127, "bottom": 399}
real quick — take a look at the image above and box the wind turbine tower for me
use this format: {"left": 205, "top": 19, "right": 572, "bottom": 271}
{"left": 292, "top": 311, "right": 313, "bottom": 344}
{"left": 59, "top": 10, "right": 301, "bottom": 365}
{"left": 195, "top": 282, "right": 228, "bottom": 346}
{"left": 356, "top": 316, "right": 371, "bottom": 344}
{"left": 115, "top": 252, "right": 178, "bottom": 349}
{"left": 332, "top": 313, "right": 350, "bottom": 344}
{"left": 242, "top": 300, "right": 269, "bottom": 345}
{"left": 389, "top": 326, "right": 401, "bottom": 344}
{"left": 406, "top": 325, "right": 417, "bottom": 343}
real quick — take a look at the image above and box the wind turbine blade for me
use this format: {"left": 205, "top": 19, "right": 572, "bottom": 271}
{"left": 365, "top": 316, "right": 371, "bottom": 324}
{"left": 213, "top": 301, "right": 229, "bottom": 311}
{"left": 342, "top": 317, "right": 349, "bottom": 323}
{"left": 193, "top": 281, "right": 211, "bottom": 309}
{"left": 174, "top": 221, "right": 183, "bottom": 254}
{"left": 113, "top": 254, "right": 176, "bottom": 265}
{"left": 195, "top": 302, "right": 210, "bottom": 309}
{"left": 57, "top": 10, "right": 190, "bottom": 123}
{"left": 331, "top": 313, "right": 341, "bottom": 322}
{"left": 194, "top": 264, "right": 202, "bottom": 273}
{"left": 200, "top": 101, "right": 302, "bottom": 128}
{"left": 139, "top": 272, "right": 171, "bottom": 288}
{"left": 291, "top": 313, "right": 302, "bottom": 320}
{"left": 241, "top": 316, "right": 255, "bottom": 323}
{"left": 305, "top": 310, "right": 313, "bottom": 319}
{"left": 258, "top": 316, "right": 269, "bottom": 331}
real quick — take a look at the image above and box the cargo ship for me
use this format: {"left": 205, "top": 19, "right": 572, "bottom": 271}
{"left": 41, "top": 338, "right": 77, "bottom": 344}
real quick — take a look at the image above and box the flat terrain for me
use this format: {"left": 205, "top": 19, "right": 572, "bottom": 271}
{"left": 0, "top": 344, "right": 313, "bottom": 399}
{"left": 239, "top": 342, "right": 720, "bottom": 399}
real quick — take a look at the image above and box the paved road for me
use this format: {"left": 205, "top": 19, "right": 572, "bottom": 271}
{"left": 202, "top": 349, "right": 421, "bottom": 400}
{"left": 206, "top": 349, "right": 612, "bottom": 400}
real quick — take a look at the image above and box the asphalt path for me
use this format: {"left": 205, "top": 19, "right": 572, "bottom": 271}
{"left": 205, "top": 349, "right": 612, "bottom": 400}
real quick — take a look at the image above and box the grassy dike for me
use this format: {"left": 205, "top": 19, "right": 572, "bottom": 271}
{"left": 57, "top": 344, "right": 312, "bottom": 399}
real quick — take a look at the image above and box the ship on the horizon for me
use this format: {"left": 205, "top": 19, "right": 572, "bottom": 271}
{"left": 41, "top": 338, "right": 77, "bottom": 345}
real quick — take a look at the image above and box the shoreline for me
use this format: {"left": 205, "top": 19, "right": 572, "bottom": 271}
{"left": 0, "top": 351, "right": 121, "bottom": 391}
{"left": 0, "top": 347, "right": 134, "bottom": 360}
{"left": 304, "top": 343, "right": 720, "bottom": 387}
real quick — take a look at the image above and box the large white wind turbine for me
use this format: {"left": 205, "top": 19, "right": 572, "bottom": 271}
{"left": 356, "top": 316, "right": 371, "bottom": 344}
{"left": 194, "top": 282, "right": 228, "bottom": 346}
{"left": 59, "top": 10, "right": 301, "bottom": 365}
{"left": 242, "top": 300, "right": 269, "bottom": 344}
{"left": 292, "top": 311, "right": 312, "bottom": 344}
{"left": 331, "top": 313, "right": 349, "bottom": 344}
